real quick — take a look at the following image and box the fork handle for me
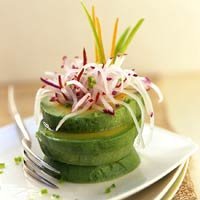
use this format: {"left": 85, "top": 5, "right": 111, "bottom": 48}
{"left": 14, "top": 113, "right": 32, "bottom": 147}
{"left": 8, "top": 86, "right": 32, "bottom": 147}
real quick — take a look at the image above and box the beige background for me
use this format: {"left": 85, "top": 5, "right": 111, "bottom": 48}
{"left": 1, "top": 1, "right": 200, "bottom": 197}
{"left": 1, "top": 0, "right": 200, "bottom": 82}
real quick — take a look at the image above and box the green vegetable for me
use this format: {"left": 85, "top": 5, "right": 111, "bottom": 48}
{"left": 0, "top": 163, "right": 5, "bottom": 169}
{"left": 51, "top": 194, "right": 60, "bottom": 199}
{"left": 40, "top": 188, "right": 48, "bottom": 195}
{"left": 104, "top": 183, "right": 116, "bottom": 194}
{"left": 44, "top": 149, "right": 140, "bottom": 183}
{"left": 114, "top": 27, "right": 131, "bottom": 59}
{"left": 37, "top": 122, "right": 138, "bottom": 166}
{"left": 81, "top": 2, "right": 105, "bottom": 63}
{"left": 40, "top": 95, "right": 141, "bottom": 132}
{"left": 114, "top": 19, "right": 144, "bottom": 61}
{"left": 14, "top": 156, "right": 23, "bottom": 165}
{"left": 119, "top": 18, "right": 144, "bottom": 53}
{"left": 0, "top": 171, "right": 3, "bottom": 174}
{"left": 87, "top": 76, "right": 96, "bottom": 88}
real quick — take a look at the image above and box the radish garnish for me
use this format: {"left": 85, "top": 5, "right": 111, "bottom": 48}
{"left": 35, "top": 54, "right": 163, "bottom": 148}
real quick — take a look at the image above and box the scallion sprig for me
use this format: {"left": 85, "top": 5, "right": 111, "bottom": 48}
{"left": 116, "top": 18, "right": 144, "bottom": 54}
{"left": 81, "top": 2, "right": 144, "bottom": 64}
{"left": 81, "top": 2, "right": 105, "bottom": 64}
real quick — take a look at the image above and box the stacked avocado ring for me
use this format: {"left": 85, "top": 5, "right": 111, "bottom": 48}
{"left": 36, "top": 96, "right": 141, "bottom": 183}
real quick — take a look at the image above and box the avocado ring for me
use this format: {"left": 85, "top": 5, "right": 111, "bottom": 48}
{"left": 40, "top": 96, "right": 141, "bottom": 132}
{"left": 37, "top": 120, "right": 139, "bottom": 166}
{"left": 43, "top": 149, "right": 140, "bottom": 183}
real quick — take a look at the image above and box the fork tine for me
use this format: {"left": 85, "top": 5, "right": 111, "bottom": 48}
{"left": 8, "top": 85, "right": 60, "bottom": 176}
{"left": 22, "top": 139, "right": 60, "bottom": 175}
{"left": 23, "top": 160, "right": 59, "bottom": 189}
{"left": 23, "top": 150, "right": 61, "bottom": 179}
{"left": 8, "top": 86, "right": 61, "bottom": 187}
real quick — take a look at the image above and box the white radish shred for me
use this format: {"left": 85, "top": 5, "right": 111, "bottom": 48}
{"left": 55, "top": 102, "right": 92, "bottom": 131}
{"left": 149, "top": 82, "right": 163, "bottom": 103}
{"left": 122, "top": 90, "right": 146, "bottom": 146}
{"left": 35, "top": 55, "right": 163, "bottom": 148}
{"left": 34, "top": 88, "right": 53, "bottom": 126}
{"left": 67, "top": 80, "right": 88, "bottom": 94}
{"left": 72, "top": 93, "right": 91, "bottom": 112}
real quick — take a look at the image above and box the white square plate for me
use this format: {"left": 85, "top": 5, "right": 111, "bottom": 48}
{"left": 0, "top": 118, "right": 198, "bottom": 200}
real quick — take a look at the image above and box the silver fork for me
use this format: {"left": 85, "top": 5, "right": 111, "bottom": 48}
{"left": 8, "top": 86, "right": 61, "bottom": 188}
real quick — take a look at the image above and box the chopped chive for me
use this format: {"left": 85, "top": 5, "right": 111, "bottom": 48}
{"left": 51, "top": 194, "right": 60, "bottom": 199}
{"left": 88, "top": 76, "right": 96, "bottom": 88}
{"left": 105, "top": 188, "right": 111, "bottom": 194}
{"left": 40, "top": 188, "right": 48, "bottom": 195}
{"left": 104, "top": 183, "right": 116, "bottom": 194}
{"left": 14, "top": 156, "right": 23, "bottom": 165}
{"left": 0, "top": 163, "right": 5, "bottom": 169}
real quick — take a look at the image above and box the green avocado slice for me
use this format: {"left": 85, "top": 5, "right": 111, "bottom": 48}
{"left": 40, "top": 95, "right": 142, "bottom": 132}
{"left": 44, "top": 148, "right": 140, "bottom": 183}
{"left": 36, "top": 121, "right": 139, "bottom": 166}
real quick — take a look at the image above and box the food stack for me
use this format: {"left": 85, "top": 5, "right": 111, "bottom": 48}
{"left": 36, "top": 95, "right": 141, "bottom": 182}
{"left": 35, "top": 2, "right": 162, "bottom": 183}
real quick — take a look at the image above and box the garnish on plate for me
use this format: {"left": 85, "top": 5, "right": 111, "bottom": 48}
{"left": 0, "top": 163, "right": 5, "bottom": 174}
{"left": 51, "top": 193, "right": 61, "bottom": 200}
{"left": 0, "top": 163, "right": 5, "bottom": 169}
{"left": 104, "top": 183, "right": 116, "bottom": 194}
{"left": 40, "top": 188, "right": 48, "bottom": 195}
{"left": 14, "top": 156, "right": 23, "bottom": 165}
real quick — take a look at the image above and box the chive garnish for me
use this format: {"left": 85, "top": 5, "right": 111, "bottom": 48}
{"left": 113, "top": 27, "right": 131, "bottom": 61}
{"left": 104, "top": 183, "right": 116, "bottom": 194}
{"left": 118, "top": 18, "right": 144, "bottom": 53}
{"left": 51, "top": 194, "right": 61, "bottom": 199}
{"left": 40, "top": 188, "right": 48, "bottom": 195}
{"left": 81, "top": 2, "right": 104, "bottom": 63}
{"left": 14, "top": 156, "right": 23, "bottom": 165}
{"left": 88, "top": 76, "right": 96, "bottom": 88}
{"left": 0, "top": 163, "right": 5, "bottom": 169}
{"left": 81, "top": 2, "right": 144, "bottom": 63}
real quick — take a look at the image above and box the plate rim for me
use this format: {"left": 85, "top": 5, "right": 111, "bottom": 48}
{"left": 162, "top": 159, "right": 189, "bottom": 200}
